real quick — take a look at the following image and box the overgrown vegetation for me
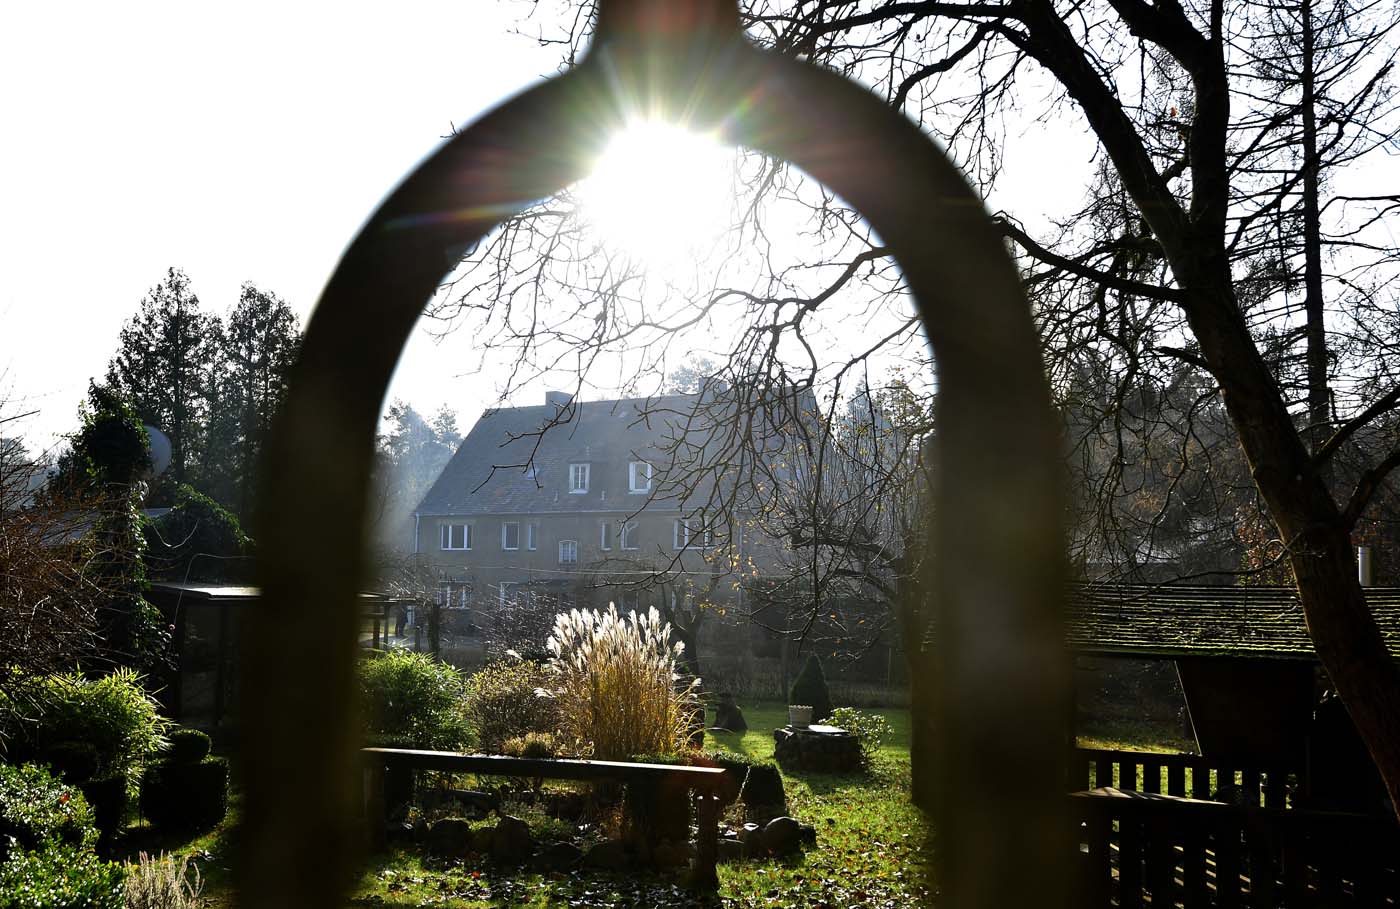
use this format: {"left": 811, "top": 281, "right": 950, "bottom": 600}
{"left": 122, "top": 851, "right": 203, "bottom": 909}
{"left": 460, "top": 659, "right": 558, "bottom": 754}
{"left": 357, "top": 649, "right": 467, "bottom": 750}
{"left": 828, "top": 706, "right": 891, "bottom": 768}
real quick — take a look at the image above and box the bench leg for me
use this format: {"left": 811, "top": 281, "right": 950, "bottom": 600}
{"left": 364, "top": 762, "right": 387, "bottom": 852}
{"left": 692, "top": 790, "right": 720, "bottom": 892}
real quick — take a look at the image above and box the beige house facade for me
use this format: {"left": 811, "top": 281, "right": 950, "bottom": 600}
{"left": 413, "top": 392, "right": 773, "bottom": 636}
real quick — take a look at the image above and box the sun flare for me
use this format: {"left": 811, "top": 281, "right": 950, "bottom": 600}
{"left": 577, "top": 120, "right": 736, "bottom": 275}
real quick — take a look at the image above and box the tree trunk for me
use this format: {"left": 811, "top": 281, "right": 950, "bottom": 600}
{"left": 1300, "top": 0, "right": 1331, "bottom": 462}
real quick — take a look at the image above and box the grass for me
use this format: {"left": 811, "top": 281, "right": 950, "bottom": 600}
{"left": 152, "top": 703, "right": 1190, "bottom": 906}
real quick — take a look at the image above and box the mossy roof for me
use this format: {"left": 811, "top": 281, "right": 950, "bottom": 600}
{"left": 1066, "top": 584, "right": 1400, "bottom": 661}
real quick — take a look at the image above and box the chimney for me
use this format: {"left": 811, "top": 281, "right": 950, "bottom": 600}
{"left": 545, "top": 391, "right": 572, "bottom": 408}
{"left": 1359, "top": 545, "right": 1375, "bottom": 587}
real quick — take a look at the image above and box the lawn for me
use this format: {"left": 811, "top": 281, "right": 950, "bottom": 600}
{"left": 158, "top": 703, "right": 1190, "bottom": 907}
{"left": 185, "top": 701, "right": 926, "bottom": 908}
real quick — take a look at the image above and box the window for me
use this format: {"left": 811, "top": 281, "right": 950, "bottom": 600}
{"left": 569, "top": 463, "right": 590, "bottom": 493}
{"left": 559, "top": 540, "right": 578, "bottom": 565}
{"left": 440, "top": 523, "right": 471, "bottom": 550}
{"left": 502, "top": 521, "right": 520, "bottom": 550}
{"left": 628, "top": 461, "right": 652, "bottom": 493}
{"left": 621, "top": 520, "right": 639, "bottom": 550}
{"left": 674, "top": 518, "right": 714, "bottom": 550}
{"left": 526, "top": 522, "right": 538, "bottom": 551}
{"left": 599, "top": 521, "right": 612, "bottom": 551}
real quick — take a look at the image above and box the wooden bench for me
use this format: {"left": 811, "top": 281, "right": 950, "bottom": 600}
{"left": 360, "top": 747, "right": 729, "bottom": 890}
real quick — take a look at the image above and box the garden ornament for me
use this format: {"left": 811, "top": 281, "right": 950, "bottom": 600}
{"left": 246, "top": 1, "right": 1068, "bottom": 906}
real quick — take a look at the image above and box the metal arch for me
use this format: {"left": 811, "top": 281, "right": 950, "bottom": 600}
{"left": 244, "top": 3, "right": 1068, "bottom": 907}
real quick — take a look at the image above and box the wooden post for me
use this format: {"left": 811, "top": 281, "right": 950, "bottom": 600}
{"left": 364, "top": 760, "right": 386, "bottom": 852}
{"left": 692, "top": 790, "right": 719, "bottom": 892}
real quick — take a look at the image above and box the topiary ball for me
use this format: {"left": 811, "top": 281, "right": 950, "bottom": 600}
{"left": 41, "top": 741, "right": 100, "bottom": 783}
{"left": 140, "top": 757, "right": 228, "bottom": 832}
{"left": 166, "top": 728, "right": 212, "bottom": 764}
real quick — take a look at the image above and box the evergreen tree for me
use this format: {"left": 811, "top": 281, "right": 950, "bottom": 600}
{"left": 789, "top": 654, "right": 834, "bottom": 724}
{"left": 369, "top": 401, "right": 462, "bottom": 551}
{"left": 204, "top": 283, "right": 300, "bottom": 517}
{"left": 107, "top": 268, "right": 220, "bottom": 499}
{"left": 69, "top": 382, "right": 168, "bottom": 673}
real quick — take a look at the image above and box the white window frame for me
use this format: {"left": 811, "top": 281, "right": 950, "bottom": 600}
{"left": 569, "top": 463, "right": 590, "bottom": 494}
{"left": 599, "top": 521, "right": 612, "bottom": 551}
{"left": 628, "top": 460, "right": 652, "bottom": 493}
{"left": 501, "top": 521, "right": 520, "bottom": 551}
{"left": 620, "top": 520, "right": 639, "bottom": 550}
{"left": 558, "top": 539, "right": 578, "bottom": 565}
{"left": 440, "top": 523, "right": 472, "bottom": 551}
{"left": 526, "top": 522, "right": 538, "bottom": 551}
{"left": 673, "top": 518, "right": 713, "bottom": 550}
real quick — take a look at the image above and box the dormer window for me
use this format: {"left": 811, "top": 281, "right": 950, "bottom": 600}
{"left": 569, "top": 463, "right": 590, "bottom": 494}
{"left": 629, "top": 461, "right": 652, "bottom": 493}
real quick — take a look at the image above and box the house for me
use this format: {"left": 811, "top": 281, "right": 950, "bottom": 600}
{"left": 412, "top": 391, "right": 772, "bottom": 636}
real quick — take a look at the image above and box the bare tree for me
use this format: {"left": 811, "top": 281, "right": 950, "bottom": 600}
{"left": 442, "top": 0, "right": 1400, "bottom": 814}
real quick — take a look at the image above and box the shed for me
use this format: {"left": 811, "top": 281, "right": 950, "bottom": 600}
{"left": 1066, "top": 585, "right": 1400, "bottom": 767}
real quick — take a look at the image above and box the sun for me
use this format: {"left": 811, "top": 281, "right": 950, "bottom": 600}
{"left": 576, "top": 120, "right": 736, "bottom": 276}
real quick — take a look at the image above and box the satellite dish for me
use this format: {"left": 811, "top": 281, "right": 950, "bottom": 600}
{"left": 144, "top": 425, "right": 172, "bottom": 477}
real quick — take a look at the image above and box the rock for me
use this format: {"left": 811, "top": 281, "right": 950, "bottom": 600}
{"left": 738, "top": 822, "right": 763, "bottom": 844}
{"left": 717, "top": 838, "right": 745, "bottom": 864}
{"left": 469, "top": 826, "right": 496, "bottom": 854}
{"left": 585, "top": 840, "right": 630, "bottom": 870}
{"left": 492, "top": 814, "right": 533, "bottom": 863}
{"left": 533, "top": 841, "right": 584, "bottom": 872}
{"left": 426, "top": 818, "right": 474, "bottom": 858}
{"left": 712, "top": 692, "right": 748, "bottom": 732}
{"left": 762, "top": 816, "right": 805, "bottom": 856}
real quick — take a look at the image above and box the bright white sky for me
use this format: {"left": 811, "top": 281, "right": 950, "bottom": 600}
{"left": 1, "top": 0, "right": 1093, "bottom": 454}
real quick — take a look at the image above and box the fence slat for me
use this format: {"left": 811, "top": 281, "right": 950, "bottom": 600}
{"left": 1215, "top": 821, "right": 1243, "bottom": 909}
{"left": 1143, "top": 759, "right": 1162, "bottom": 795}
{"left": 1168, "top": 762, "right": 1187, "bottom": 797}
{"left": 1262, "top": 771, "right": 1287, "bottom": 809}
{"left": 1119, "top": 810, "right": 1144, "bottom": 909}
{"left": 1182, "top": 818, "right": 1209, "bottom": 907}
{"left": 1241, "top": 769, "right": 1262, "bottom": 808}
{"left": 1191, "top": 759, "right": 1212, "bottom": 800}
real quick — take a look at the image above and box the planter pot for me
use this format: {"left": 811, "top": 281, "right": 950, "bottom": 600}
{"left": 788, "top": 705, "right": 813, "bottom": 728}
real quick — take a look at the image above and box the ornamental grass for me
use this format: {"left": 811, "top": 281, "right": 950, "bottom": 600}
{"left": 543, "top": 604, "right": 700, "bottom": 761}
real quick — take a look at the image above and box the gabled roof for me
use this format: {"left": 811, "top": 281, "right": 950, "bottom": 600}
{"left": 1066, "top": 584, "right": 1400, "bottom": 661}
{"left": 415, "top": 394, "right": 710, "bottom": 517}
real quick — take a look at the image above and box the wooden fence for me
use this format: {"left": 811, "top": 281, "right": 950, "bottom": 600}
{"left": 1070, "top": 789, "right": 1400, "bottom": 907}
{"left": 1072, "top": 748, "right": 1300, "bottom": 809}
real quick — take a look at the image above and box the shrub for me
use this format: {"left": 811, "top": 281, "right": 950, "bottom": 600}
{"left": 39, "top": 742, "right": 99, "bottom": 783}
{"left": 828, "top": 706, "right": 892, "bottom": 768}
{"left": 543, "top": 604, "right": 701, "bottom": 761}
{"left": 123, "top": 851, "right": 202, "bottom": 909}
{"left": 138, "top": 758, "right": 228, "bottom": 833}
{"left": 357, "top": 650, "right": 466, "bottom": 750}
{"left": 164, "top": 729, "right": 211, "bottom": 765}
{"left": 2, "top": 669, "right": 171, "bottom": 780}
{"left": 501, "top": 731, "right": 558, "bottom": 759}
{"left": 0, "top": 842, "right": 125, "bottom": 909}
{"left": 0, "top": 764, "right": 97, "bottom": 859}
{"left": 77, "top": 776, "right": 128, "bottom": 854}
{"left": 789, "top": 655, "right": 833, "bottom": 723}
{"left": 461, "top": 660, "right": 559, "bottom": 753}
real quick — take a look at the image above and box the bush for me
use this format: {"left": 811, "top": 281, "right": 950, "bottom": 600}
{"left": 76, "top": 777, "right": 128, "bottom": 854}
{"left": 123, "top": 851, "right": 202, "bottom": 909}
{"left": 1, "top": 669, "right": 171, "bottom": 780}
{"left": 789, "top": 655, "right": 833, "bottom": 723}
{"left": 462, "top": 660, "right": 559, "bottom": 754}
{"left": 0, "top": 764, "right": 97, "bottom": 860}
{"left": 38, "top": 742, "right": 99, "bottom": 783}
{"left": 139, "top": 758, "right": 228, "bottom": 832}
{"left": 544, "top": 604, "right": 701, "bottom": 761}
{"left": 164, "top": 729, "right": 211, "bottom": 765}
{"left": 828, "top": 706, "right": 892, "bottom": 768}
{"left": 501, "top": 731, "right": 558, "bottom": 759}
{"left": 357, "top": 650, "right": 466, "bottom": 750}
{"left": 0, "top": 842, "right": 125, "bottom": 909}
